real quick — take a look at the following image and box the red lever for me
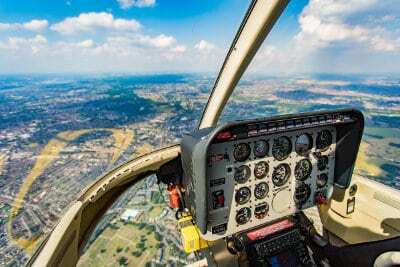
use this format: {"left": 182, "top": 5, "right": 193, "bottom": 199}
{"left": 167, "top": 185, "right": 181, "bottom": 209}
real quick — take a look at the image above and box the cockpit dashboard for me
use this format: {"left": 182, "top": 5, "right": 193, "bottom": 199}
{"left": 181, "top": 109, "right": 363, "bottom": 241}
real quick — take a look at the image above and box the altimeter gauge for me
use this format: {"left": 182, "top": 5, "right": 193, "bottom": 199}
{"left": 317, "top": 155, "right": 329, "bottom": 171}
{"left": 272, "top": 163, "right": 290, "bottom": 186}
{"left": 272, "top": 136, "right": 292, "bottom": 161}
{"left": 235, "top": 187, "right": 251, "bottom": 205}
{"left": 254, "top": 182, "right": 269, "bottom": 199}
{"left": 254, "top": 140, "right": 269, "bottom": 158}
{"left": 294, "top": 159, "right": 312, "bottom": 181}
{"left": 236, "top": 207, "right": 251, "bottom": 225}
{"left": 254, "top": 161, "right": 269, "bottom": 179}
{"left": 316, "top": 130, "right": 332, "bottom": 151}
{"left": 233, "top": 143, "right": 251, "bottom": 162}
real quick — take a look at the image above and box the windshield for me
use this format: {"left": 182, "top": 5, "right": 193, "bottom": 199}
{"left": 0, "top": 0, "right": 250, "bottom": 265}
{"left": 1, "top": 0, "right": 400, "bottom": 266}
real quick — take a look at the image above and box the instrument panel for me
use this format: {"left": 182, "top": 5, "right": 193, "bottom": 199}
{"left": 204, "top": 127, "right": 336, "bottom": 240}
{"left": 180, "top": 109, "right": 364, "bottom": 241}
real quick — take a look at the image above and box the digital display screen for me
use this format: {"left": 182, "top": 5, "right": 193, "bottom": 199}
{"left": 269, "top": 250, "right": 300, "bottom": 267}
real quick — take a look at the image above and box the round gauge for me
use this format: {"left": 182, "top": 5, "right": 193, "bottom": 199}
{"left": 272, "top": 163, "right": 291, "bottom": 187}
{"left": 317, "top": 155, "right": 329, "bottom": 171}
{"left": 254, "top": 182, "right": 269, "bottom": 199}
{"left": 316, "top": 173, "right": 328, "bottom": 188}
{"left": 235, "top": 187, "right": 251, "bottom": 205}
{"left": 294, "top": 183, "right": 311, "bottom": 204}
{"left": 294, "top": 159, "right": 312, "bottom": 181}
{"left": 316, "top": 130, "right": 332, "bottom": 151}
{"left": 254, "top": 203, "right": 269, "bottom": 219}
{"left": 233, "top": 143, "right": 251, "bottom": 162}
{"left": 236, "top": 207, "right": 251, "bottom": 225}
{"left": 254, "top": 161, "right": 269, "bottom": 179}
{"left": 272, "top": 136, "right": 292, "bottom": 161}
{"left": 254, "top": 140, "right": 269, "bottom": 158}
{"left": 295, "top": 134, "right": 312, "bottom": 155}
{"left": 234, "top": 165, "right": 251, "bottom": 184}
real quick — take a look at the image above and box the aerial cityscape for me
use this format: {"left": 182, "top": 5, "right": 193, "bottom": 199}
{"left": 0, "top": 74, "right": 399, "bottom": 266}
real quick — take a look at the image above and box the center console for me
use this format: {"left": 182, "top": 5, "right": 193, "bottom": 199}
{"left": 229, "top": 214, "right": 315, "bottom": 267}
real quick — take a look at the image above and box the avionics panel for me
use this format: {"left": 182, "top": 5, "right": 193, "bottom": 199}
{"left": 180, "top": 109, "right": 364, "bottom": 241}
{"left": 204, "top": 126, "right": 335, "bottom": 240}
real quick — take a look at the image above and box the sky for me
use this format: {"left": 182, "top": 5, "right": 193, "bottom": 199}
{"left": 0, "top": 0, "right": 399, "bottom": 74}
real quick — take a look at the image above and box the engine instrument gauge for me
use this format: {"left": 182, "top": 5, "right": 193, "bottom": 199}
{"left": 233, "top": 143, "right": 251, "bottom": 162}
{"left": 316, "top": 173, "right": 328, "bottom": 188}
{"left": 236, "top": 207, "right": 251, "bottom": 225}
{"left": 295, "top": 133, "right": 312, "bottom": 155}
{"left": 272, "top": 163, "right": 290, "bottom": 186}
{"left": 234, "top": 165, "right": 251, "bottom": 184}
{"left": 254, "top": 182, "right": 269, "bottom": 199}
{"left": 317, "top": 155, "right": 329, "bottom": 171}
{"left": 316, "top": 130, "right": 332, "bottom": 151}
{"left": 254, "top": 161, "right": 269, "bottom": 179}
{"left": 254, "top": 140, "right": 269, "bottom": 158}
{"left": 294, "top": 183, "right": 311, "bottom": 204}
{"left": 294, "top": 159, "right": 312, "bottom": 181}
{"left": 235, "top": 187, "right": 251, "bottom": 205}
{"left": 272, "top": 136, "right": 292, "bottom": 161}
{"left": 254, "top": 203, "right": 269, "bottom": 219}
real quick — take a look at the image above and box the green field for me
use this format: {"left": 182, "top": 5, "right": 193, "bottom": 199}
{"left": 78, "top": 222, "right": 166, "bottom": 267}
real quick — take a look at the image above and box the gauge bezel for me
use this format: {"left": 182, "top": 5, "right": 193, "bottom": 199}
{"left": 254, "top": 182, "right": 269, "bottom": 199}
{"left": 294, "top": 158, "right": 313, "bottom": 181}
{"left": 253, "top": 161, "right": 269, "bottom": 179}
{"left": 234, "top": 165, "right": 251, "bottom": 184}
{"left": 317, "top": 155, "right": 329, "bottom": 171}
{"left": 316, "top": 129, "right": 333, "bottom": 151}
{"left": 233, "top": 142, "right": 251, "bottom": 162}
{"left": 254, "top": 203, "right": 269, "bottom": 219}
{"left": 294, "top": 182, "right": 311, "bottom": 204}
{"left": 253, "top": 140, "right": 269, "bottom": 158}
{"left": 272, "top": 136, "right": 292, "bottom": 161}
{"left": 295, "top": 133, "right": 313, "bottom": 155}
{"left": 235, "top": 207, "right": 251, "bottom": 225}
{"left": 272, "top": 163, "right": 291, "bottom": 187}
{"left": 235, "top": 187, "right": 251, "bottom": 205}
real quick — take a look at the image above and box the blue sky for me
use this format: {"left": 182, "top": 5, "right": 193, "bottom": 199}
{"left": 0, "top": 0, "right": 399, "bottom": 74}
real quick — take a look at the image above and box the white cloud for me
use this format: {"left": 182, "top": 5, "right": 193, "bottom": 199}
{"left": 171, "top": 45, "right": 186, "bottom": 53}
{"left": 50, "top": 12, "right": 141, "bottom": 34}
{"left": 23, "top": 20, "right": 49, "bottom": 31}
{"left": 295, "top": 0, "right": 400, "bottom": 52}
{"left": 117, "top": 0, "right": 155, "bottom": 9}
{"left": 135, "top": 34, "right": 176, "bottom": 48}
{"left": 77, "top": 39, "right": 94, "bottom": 48}
{"left": 194, "top": 40, "right": 216, "bottom": 52}
{"left": 0, "top": 35, "right": 47, "bottom": 54}
{"left": 0, "top": 23, "right": 12, "bottom": 30}
{"left": 0, "top": 19, "right": 48, "bottom": 32}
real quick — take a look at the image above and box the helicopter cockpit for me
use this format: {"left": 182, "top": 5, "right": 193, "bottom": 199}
{"left": 27, "top": 0, "right": 400, "bottom": 266}
{"left": 172, "top": 109, "right": 364, "bottom": 266}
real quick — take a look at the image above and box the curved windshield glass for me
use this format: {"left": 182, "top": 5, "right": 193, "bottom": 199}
{"left": 0, "top": 0, "right": 249, "bottom": 265}
{"left": 222, "top": 0, "right": 400, "bottom": 190}
{"left": 1, "top": 0, "right": 400, "bottom": 266}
